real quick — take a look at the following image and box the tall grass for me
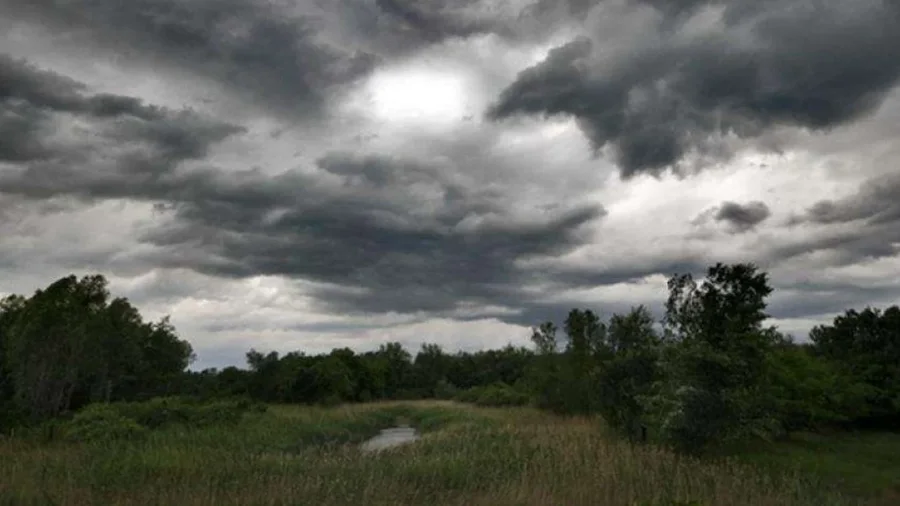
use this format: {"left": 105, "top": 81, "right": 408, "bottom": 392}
{"left": 0, "top": 401, "right": 884, "bottom": 506}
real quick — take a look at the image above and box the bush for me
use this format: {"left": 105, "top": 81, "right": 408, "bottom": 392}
{"left": 434, "top": 379, "right": 459, "bottom": 400}
{"left": 71, "top": 397, "right": 257, "bottom": 433}
{"left": 0, "top": 400, "right": 25, "bottom": 434}
{"left": 63, "top": 404, "right": 147, "bottom": 442}
{"left": 455, "top": 383, "right": 530, "bottom": 407}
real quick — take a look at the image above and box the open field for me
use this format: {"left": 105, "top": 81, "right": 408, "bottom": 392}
{"left": 1, "top": 401, "right": 897, "bottom": 506}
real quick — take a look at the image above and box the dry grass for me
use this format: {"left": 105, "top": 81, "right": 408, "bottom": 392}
{"left": 0, "top": 401, "right": 880, "bottom": 506}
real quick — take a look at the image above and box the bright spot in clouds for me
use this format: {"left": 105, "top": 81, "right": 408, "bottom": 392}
{"left": 366, "top": 68, "right": 468, "bottom": 125}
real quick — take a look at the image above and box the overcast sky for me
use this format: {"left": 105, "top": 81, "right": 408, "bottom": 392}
{"left": 2, "top": 0, "right": 899, "bottom": 369}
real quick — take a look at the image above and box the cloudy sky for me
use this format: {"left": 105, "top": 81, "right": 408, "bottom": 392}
{"left": 2, "top": 0, "right": 899, "bottom": 369}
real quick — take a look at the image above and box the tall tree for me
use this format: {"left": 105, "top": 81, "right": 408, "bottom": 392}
{"left": 810, "top": 306, "right": 900, "bottom": 426}
{"left": 650, "top": 263, "right": 781, "bottom": 453}
{"left": 596, "top": 306, "right": 661, "bottom": 439}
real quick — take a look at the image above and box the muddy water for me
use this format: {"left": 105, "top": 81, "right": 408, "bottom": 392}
{"left": 360, "top": 426, "right": 419, "bottom": 452}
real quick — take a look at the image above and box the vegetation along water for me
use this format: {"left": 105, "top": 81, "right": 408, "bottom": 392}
{"left": 1, "top": 263, "right": 898, "bottom": 505}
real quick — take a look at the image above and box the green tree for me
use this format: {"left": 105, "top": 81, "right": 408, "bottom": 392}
{"left": 4, "top": 275, "right": 110, "bottom": 419}
{"left": 596, "top": 306, "right": 661, "bottom": 440}
{"left": 561, "top": 309, "right": 606, "bottom": 414}
{"left": 648, "top": 263, "right": 781, "bottom": 453}
{"left": 377, "top": 342, "right": 412, "bottom": 398}
{"left": 810, "top": 306, "right": 900, "bottom": 426}
{"left": 0, "top": 295, "right": 26, "bottom": 429}
{"left": 527, "top": 321, "right": 563, "bottom": 411}
{"left": 246, "top": 349, "right": 281, "bottom": 401}
{"left": 413, "top": 343, "right": 450, "bottom": 397}
{"left": 765, "top": 341, "right": 871, "bottom": 432}
{"left": 1, "top": 275, "right": 194, "bottom": 420}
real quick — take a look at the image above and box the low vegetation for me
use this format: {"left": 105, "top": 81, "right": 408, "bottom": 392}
{"left": 2, "top": 263, "right": 898, "bottom": 504}
{"left": 3, "top": 401, "right": 897, "bottom": 506}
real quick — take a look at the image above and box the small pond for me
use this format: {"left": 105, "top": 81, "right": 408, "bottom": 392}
{"left": 360, "top": 426, "right": 419, "bottom": 452}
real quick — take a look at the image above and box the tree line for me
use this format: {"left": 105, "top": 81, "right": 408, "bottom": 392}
{"left": 2, "top": 264, "right": 898, "bottom": 453}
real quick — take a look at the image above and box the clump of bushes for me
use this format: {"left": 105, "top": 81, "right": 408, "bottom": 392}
{"left": 64, "top": 404, "right": 147, "bottom": 442}
{"left": 114, "top": 396, "right": 258, "bottom": 428}
{"left": 61, "top": 396, "right": 266, "bottom": 441}
{"left": 434, "top": 379, "right": 459, "bottom": 400}
{"left": 455, "top": 383, "right": 531, "bottom": 407}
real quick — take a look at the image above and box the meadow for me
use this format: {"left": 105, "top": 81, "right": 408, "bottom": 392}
{"left": 2, "top": 401, "right": 897, "bottom": 506}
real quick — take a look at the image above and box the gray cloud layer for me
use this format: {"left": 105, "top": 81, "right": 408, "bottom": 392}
{"left": 488, "top": 0, "right": 900, "bottom": 177}
{"left": 4, "top": 0, "right": 378, "bottom": 118}
{"left": 708, "top": 200, "right": 771, "bottom": 233}
{"left": 785, "top": 172, "right": 900, "bottom": 264}
{"left": 0, "top": 55, "right": 606, "bottom": 322}
{"left": 3, "top": 0, "right": 900, "bottom": 348}
{"left": 0, "top": 54, "right": 243, "bottom": 179}
{"left": 133, "top": 153, "right": 605, "bottom": 318}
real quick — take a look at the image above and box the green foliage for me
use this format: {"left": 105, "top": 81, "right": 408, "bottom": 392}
{"left": 633, "top": 501, "right": 703, "bottom": 506}
{"left": 433, "top": 379, "right": 459, "bottom": 400}
{"left": 108, "top": 397, "right": 252, "bottom": 429}
{"left": 595, "top": 306, "right": 661, "bottom": 440}
{"left": 63, "top": 403, "right": 147, "bottom": 442}
{"left": 646, "top": 263, "right": 781, "bottom": 454}
{"left": 0, "top": 274, "right": 194, "bottom": 423}
{"left": 3, "top": 262, "right": 899, "bottom": 466}
{"left": 811, "top": 306, "right": 900, "bottom": 426}
{"left": 765, "top": 344, "right": 872, "bottom": 432}
{"left": 1, "top": 402, "right": 873, "bottom": 506}
{"left": 455, "top": 383, "right": 531, "bottom": 407}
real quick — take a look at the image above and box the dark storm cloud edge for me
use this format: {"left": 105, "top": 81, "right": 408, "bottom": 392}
{"left": 487, "top": 0, "right": 900, "bottom": 178}
{"left": 691, "top": 201, "right": 771, "bottom": 234}
{"left": 785, "top": 172, "right": 900, "bottom": 264}
{"left": 0, "top": 54, "right": 243, "bottom": 168}
{"left": 2, "top": 0, "right": 378, "bottom": 118}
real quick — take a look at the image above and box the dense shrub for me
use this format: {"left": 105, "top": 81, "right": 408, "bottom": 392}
{"left": 433, "top": 379, "right": 459, "bottom": 400}
{"left": 66, "top": 396, "right": 261, "bottom": 435}
{"left": 63, "top": 404, "right": 147, "bottom": 442}
{"left": 455, "top": 383, "right": 530, "bottom": 407}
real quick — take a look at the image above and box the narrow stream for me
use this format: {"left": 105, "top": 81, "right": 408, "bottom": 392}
{"left": 360, "top": 426, "right": 419, "bottom": 452}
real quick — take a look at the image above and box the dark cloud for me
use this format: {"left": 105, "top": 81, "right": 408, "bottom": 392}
{"left": 137, "top": 153, "right": 605, "bottom": 317}
{"left": 782, "top": 171, "right": 900, "bottom": 264}
{"left": 634, "top": 0, "right": 715, "bottom": 17}
{"left": 4, "top": 0, "right": 378, "bottom": 118}
{"left": 525, "top": 0, "right": 601, "bottom": 20}
{"left": 373, "top": 0, "right": 499, "bottom": 43}
{"left": 0, "top": 54, "right": 178, "bottom": 163}
{"left": 487, "top": 0, "right": 900, "bottom": 177}
{"left": 1, "top": 101, "right": 606, "bottom": 320}
{"left": 307, "top": 0, "right": 527, "bottom": 60}
{"left": 696, "top": 200, "right": 771, "bottom": 233}
{"left": 767, "top": 284, "right": 900, "bottom": 321}
{"left": 0, "top": 55, "right": 244, "bottom": 199}
{"left": 528, "top": 0, "right": 713, "bottom": 21}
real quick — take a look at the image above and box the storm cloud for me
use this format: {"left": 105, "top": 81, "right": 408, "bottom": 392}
{"left": 488, "top": 0, "right": 900, "bottom": 177}
{"left": 3, "top": 0, "right": 378, "bottom": 118}
{"left": 136, "top": 153, "right": 606, "bottom": 317}
{"left": 783, "top": 172, "right": 900, "bottom": 264}
{"left": 373, "top": 0, "right": 502, "bottom": 43}
{"left": 3, "top": 0, "right": 900, "bottom": 365}
{"left": 697, "top": 200, "right": 771, "bottom": 233}
{"left": 0, "top": 59, "right": 606, "bottom": 320}
{"left": 0, "top": 55, "right": 245, "bottom": 199}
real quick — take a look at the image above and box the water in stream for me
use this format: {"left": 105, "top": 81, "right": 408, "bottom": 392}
{"left": 360, "top": 427, "right": 419, "bottom": 452}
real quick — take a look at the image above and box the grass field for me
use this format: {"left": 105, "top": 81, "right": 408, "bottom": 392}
{"left": 1, "top": 401, "right": 897, "bottom": 506}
